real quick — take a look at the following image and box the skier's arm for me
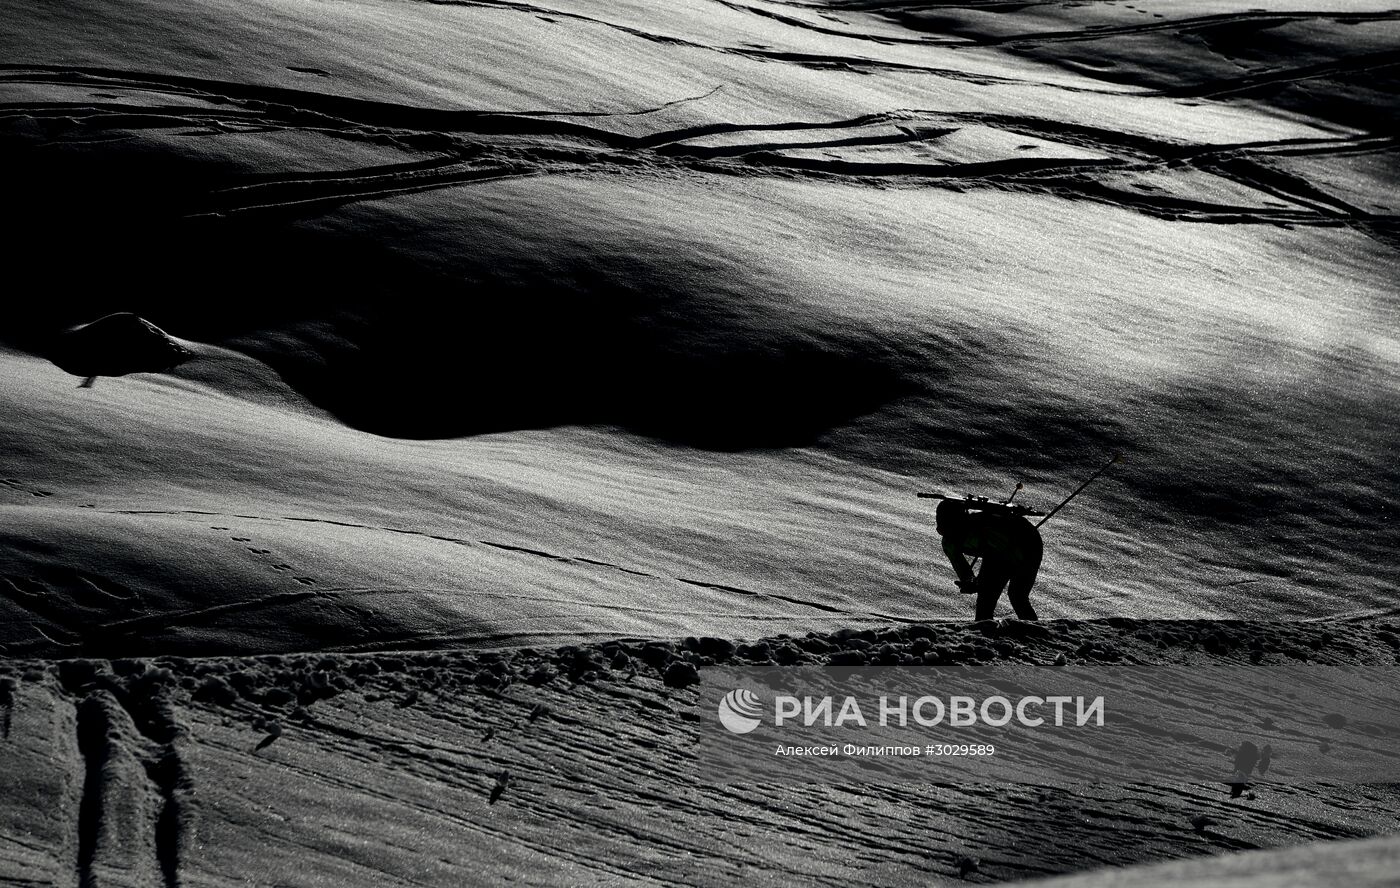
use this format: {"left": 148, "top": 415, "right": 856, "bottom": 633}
{"left": 942, "top": 537, "right": 977, "bottom": 586}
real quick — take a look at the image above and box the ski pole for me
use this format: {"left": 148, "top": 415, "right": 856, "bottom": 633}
{"left": 1035, "top": 452, "right": 1121, "bottom": 529}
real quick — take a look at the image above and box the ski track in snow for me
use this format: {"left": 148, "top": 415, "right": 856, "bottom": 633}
{"left": 0, "top": 506, "right": 917, "bottom": 655}
{"left": 0, "top": 59, "right": 1394, "bottom": 242}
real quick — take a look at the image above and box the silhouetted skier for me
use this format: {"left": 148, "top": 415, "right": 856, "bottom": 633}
{"left": 936, "top": 499, "right": 1042, "bottom": 621}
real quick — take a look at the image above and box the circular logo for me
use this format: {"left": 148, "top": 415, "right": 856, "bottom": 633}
{"left": 718, "top": 688, "right": 764, "bottom": 734}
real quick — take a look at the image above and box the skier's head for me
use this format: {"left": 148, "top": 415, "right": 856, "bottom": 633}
{"left": 935, "top": 499, "right": 968, "bottom": 536}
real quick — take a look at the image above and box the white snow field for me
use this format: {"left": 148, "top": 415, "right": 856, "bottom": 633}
{"left": 1, "top": 0, "right": 1397, "bottom": 884}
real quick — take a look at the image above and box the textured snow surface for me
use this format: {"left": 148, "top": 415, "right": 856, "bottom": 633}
{"left": 3, "top": 621, "right": 1400, "bottom": 886}
{"left": 2, "top": 0, "right": 1398, "bottom": 883}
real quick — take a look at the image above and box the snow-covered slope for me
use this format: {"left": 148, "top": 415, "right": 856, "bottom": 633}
{"left": 4, "top": 620, "right": 1399, "bottom": 887}
{"left": 3, "top": 0, "right": 1398, "bottom": 657}
{"left": 1023, "top": 832, "right": 1400, "bottom": 888}
{"left": 2, "top": 0, "right": 1398, "bottom": 883}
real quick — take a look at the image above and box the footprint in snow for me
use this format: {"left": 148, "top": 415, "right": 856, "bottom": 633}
{"left": 489, "top": 770, "right": 511, "bottom": 805}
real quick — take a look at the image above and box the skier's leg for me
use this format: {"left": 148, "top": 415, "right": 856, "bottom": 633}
{"left": 1006, "top": 539, "right": 1043, "bottom": 620}
{"left": 1007, "top": 574, "right": 1038, "bottom": 620}
{"left": 975, "top": 563, "right": 1010, "bottom": 621}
